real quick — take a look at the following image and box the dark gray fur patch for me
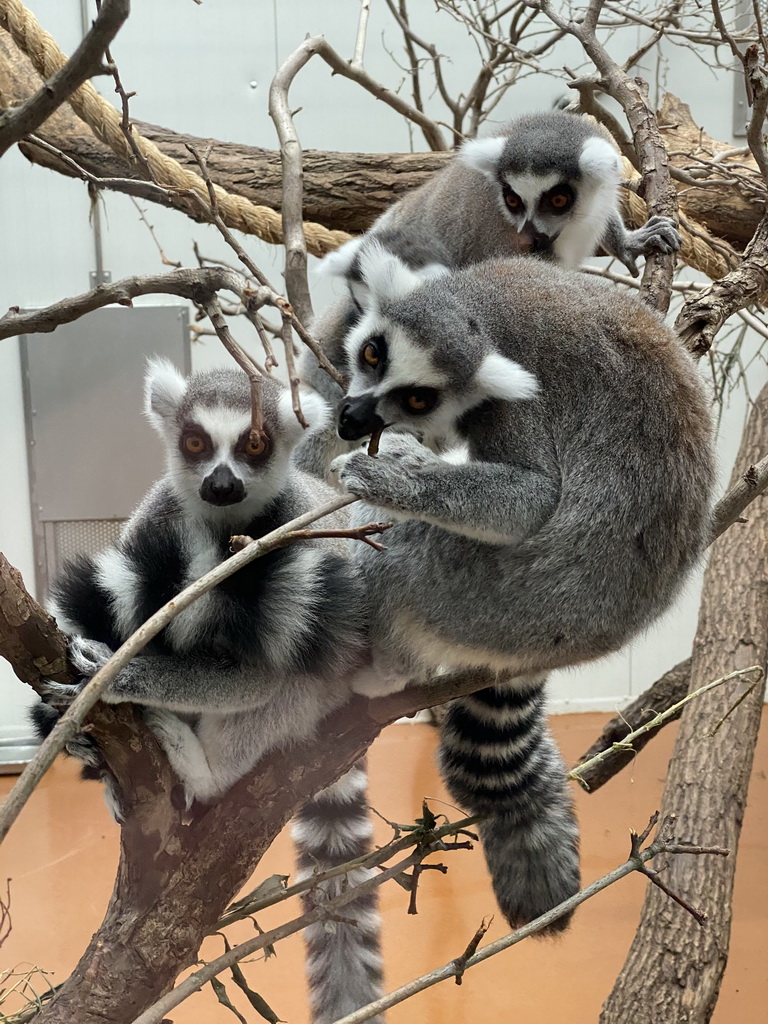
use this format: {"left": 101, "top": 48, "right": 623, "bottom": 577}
{"left": 178, "top": 369, "right": 283, "bottom": 436}
{"left": 496, "top": 111, "right": 602, "bottom": 179}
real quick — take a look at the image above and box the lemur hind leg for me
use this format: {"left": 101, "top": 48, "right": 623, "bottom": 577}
{"left": 438, "top": 672, "right": 580, "bottom": 931}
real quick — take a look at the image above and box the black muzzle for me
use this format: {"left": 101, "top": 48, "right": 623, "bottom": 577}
{"left": 338, "top": 395, "right": 384, "bottom": 441}
{"left": 200, "top": 464, "right": 246, "bottom": 506}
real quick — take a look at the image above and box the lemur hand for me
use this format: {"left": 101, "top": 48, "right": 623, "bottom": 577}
{"left": 331, "top": 432, "right": 437, "bottom": 509}
{"left": 65, "top": 636, "right": 141, "bottom": 705}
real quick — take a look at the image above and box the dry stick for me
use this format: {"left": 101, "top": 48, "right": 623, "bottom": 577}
{"left": 0, "top": 266, "right": 245, "bottom": 341}
{"left": 0, "top": 0, "right": 129, "bottom": 158}
{"left": 268, "top": 40, "right": 314, "bottom": 324}
{"left": 351, "top": 0, "right": 372, "bottom": 69}
{"left": 280, "top": 317, "right": 307, "bottom": 428}
{"left": 0, "top": 494, "right": 356, "bottom": 846}
{"left": 130, "top": 851, "right": 425, "bottom": 1024}
{"left": 534, "top": 0, "right": 678, "bottom": 313}
{"left": 568, "top": 665, "right": 762, "bottom": 790}
{"left": 324, "top": 818, "right": 729, "bottom": 1024}
{"left": 230, "top": 521, "right": 393, "bottom": 555}
{"left": 214, "top": 813, "right": 479, "bottom": 930}
{"left": 200, "top": 297, "right": 265, "bottom": 443}
{"left": 294, "top": 35, "right": 448, "bottom": 153}
{"left": 185, "top": 141, "right": 342, "bottom": 388}
{"left": 132, "top": 810, "right": 728, "bottom": 1024}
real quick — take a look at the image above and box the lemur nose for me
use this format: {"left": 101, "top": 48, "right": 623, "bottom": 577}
{"left": 338, "top": 396, "right": 385, "bottom": 441}
{"left": 530, "top": 232, "right": 552, "bottom": 255}
{"left": 200, "top": 465, "right": 246, "bottom": 506}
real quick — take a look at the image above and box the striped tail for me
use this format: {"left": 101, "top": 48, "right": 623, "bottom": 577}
{"left": 292, "top": 759, "right": 384, "bottom": 1024}
{"left": 438, "top": 673, "right": 580, "bottom": 932}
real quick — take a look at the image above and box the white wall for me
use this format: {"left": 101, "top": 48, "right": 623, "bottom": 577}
{"left": 0, "top": 1, "right": 758, "bottom": 738}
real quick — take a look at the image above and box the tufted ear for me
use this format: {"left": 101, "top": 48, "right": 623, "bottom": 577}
{"left": 459, "top": 135, "right": 507, "bottom": 177}
{"left": 579, "top": 136, "right": 622, "bottom": 182}
{"left": 277, "top": 387, "right": 331, "bottom": 444}
{"left": 475, "top": 352, "right": 540, "bottom": 402}
{"left": 145, "top": 357, "right": 187, "bottom": 431}
{"left": 358, "top": 241, "right": 425, "bottom": 305}
{"left": 318, "top": 237, "right": 364, "bottom": 279}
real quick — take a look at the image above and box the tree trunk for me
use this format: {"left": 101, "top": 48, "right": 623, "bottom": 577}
{"left": 34, "top": 696, "right": 381, "bottom": 1024}
{"left": 600, "top": 385, "right": 768, "bottom": 1024}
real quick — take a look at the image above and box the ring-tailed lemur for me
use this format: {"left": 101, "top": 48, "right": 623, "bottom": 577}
{"left": 329, "top": 248, "right": 714, "bottom": 930}
{"left": 296, "top": 109, "right": 681, "bottom": 476}
{"left": 32, "top": 360, "right": 383, "bottom": 1024}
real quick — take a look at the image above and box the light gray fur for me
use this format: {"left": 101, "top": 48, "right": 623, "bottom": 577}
{"left": 329, "top": 253, "right": 714, "bottom": 928}
{"left": 296, "top": 110, "right": 681, "bottom": 457}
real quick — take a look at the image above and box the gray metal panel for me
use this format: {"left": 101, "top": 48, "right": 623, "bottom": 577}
{"left": 21, "top": 305, "right": 190, "bottom": 597}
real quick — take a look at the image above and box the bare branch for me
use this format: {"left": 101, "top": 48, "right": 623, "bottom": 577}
{"left": 268, "top": 44, "right": 314, "bottom": 322}
{"left": 0, "top": 0, "right": 129, "bottom": 158}
{"left": 0, "top": 266, "right": 244, "bottom": 341}
{"left": 568, "top": 666, "right": 762, "bottom": 791}
{"left": 325, "top": 816, "right": 730, "bottom": 1024}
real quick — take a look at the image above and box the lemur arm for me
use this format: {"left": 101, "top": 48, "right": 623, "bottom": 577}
{"left": 600, "top": 210, "right": 681, "bottom": 277}
{"left": 61, "top": 636, "right": 279, "bottom": 712}
{"left": 334, "top": 435, "right": 558, "bottom": 545}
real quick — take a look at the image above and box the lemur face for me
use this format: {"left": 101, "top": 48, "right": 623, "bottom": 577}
{"left": 175, "top": 405, "right": 272, "bottom": 507}
{"left": 339, "top": 249, "right": 538, "bottom": 444}
{"left": 495, "top": 172, "right": 576, "bottom": 257}
{"left": 144, "top": 359, "right": 328, "bottom": 514}
{"left": 460, "top": 123, "right": 622, "bottom": 262}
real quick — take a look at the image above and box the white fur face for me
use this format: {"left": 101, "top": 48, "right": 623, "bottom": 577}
{"left": 144, "top": 358, "right": 329, "bottom": 522}
{"left": 553, "top": 137, "right": 622, "bottom": 267}
{"left": 461, "top": 131, "right": 623, "bottom": 266}
{"left": 337, "top": 248, "right": 538, "bottom": 446}
{"left": 342, "top": 312, "right": 538, "bottom": 447}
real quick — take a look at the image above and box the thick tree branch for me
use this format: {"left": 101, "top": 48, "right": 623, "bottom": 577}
{"left": 0, "top": 0, "right": 129, "bottom": 158}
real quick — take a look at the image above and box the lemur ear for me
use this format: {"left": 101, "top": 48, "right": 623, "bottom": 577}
{"left": 579, "top": 137, "right": 623, "bottom": 182}
{"left": 277, "top": 387, "right": 331, "bottom": 442}
{"left": 475, "top": 352, "right": 540, "bottom": 402}
{"left": 145, "top": 357, "right": 187, "bottom": 429}
{"left": 358, "top": 242, "right": 425, "bottom": 304}
{"left": 318, "top": 237, "right": 364, "bottom": 279}
{"left": 459, "top": 136, "right": 506, "bottom": 177}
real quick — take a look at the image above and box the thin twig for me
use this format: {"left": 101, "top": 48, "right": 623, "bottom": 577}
{"left": 568, "top": 665, "right": 763, "bottom": 790}
{"left": 325, "top": 814, "right": 730, "bottom": 1024}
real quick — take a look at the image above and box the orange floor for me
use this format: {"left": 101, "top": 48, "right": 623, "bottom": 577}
{"left": 1, "top": 712, "right": 766, "bottom": 1023}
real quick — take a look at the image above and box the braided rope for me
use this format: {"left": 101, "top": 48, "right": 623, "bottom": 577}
{"left": 0, "top": 0, "right": 351, "bottom": 256}
{"left": 0, "top": 0, "right": 737, "bottom": 275}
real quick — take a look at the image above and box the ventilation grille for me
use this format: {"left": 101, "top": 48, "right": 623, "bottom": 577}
{"left": 44, "top": 519, "right": 125, "bottom": 585}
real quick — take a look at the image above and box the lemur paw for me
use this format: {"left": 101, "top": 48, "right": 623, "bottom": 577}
{"left": 68, "top": 636, "right": 114, "bottom": 677}
{"left": 631, "top": 215, "right": 681, "bottom": 256}
{"left": 331, "top": 433, "right": 434, "bottom": 505}
{"left": 39, "top": 679, "right": 82, "bottom": 706}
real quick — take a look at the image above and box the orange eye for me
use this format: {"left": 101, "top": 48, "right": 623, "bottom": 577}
{"left": 363, "top": 342, "right": 380, "bottom": 367}
{"left": 549, "top": 193, "right": 569, "bottom": 209}
{"left": 244, "top": 434, "right": 269, "bottom": 457}
{"left": 184, "top": 434, "right": 206, "bottom": 454}
{"left": 407, "top": 394, "right": 428, "bottom": 410}
{"left": 505, "top": 192, "right": 521, "bottom": 210}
